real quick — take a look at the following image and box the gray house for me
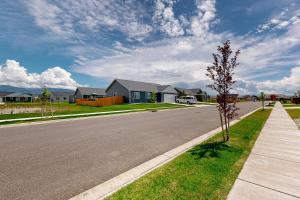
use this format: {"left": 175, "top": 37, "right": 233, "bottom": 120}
{"left": 106, "top": 79, "right": 177, "bottom": 103}
{"left": 175, "top": 87, "right": 209, "bottom": 101}
{"left": 4, "top": 92, "right": 33, "bottom": 102}
{"left": 0, "top": 92, "right": 12, "bottom": 103}
{"left": 50, "top": 91, "right": 74, "bottom": 102}
{"left": 74, "top": 87, "right": 106, "bottom": 100}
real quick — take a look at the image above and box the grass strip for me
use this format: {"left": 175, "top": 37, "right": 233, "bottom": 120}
{"left": 0, "top": 104, "right": 187, "bottom": 125}
{"left": 283, "top": 104, "right": 300, "bottom": 107}
{"left": 286, "top": 109, "right": 300, "bottom": 119}
{"left": 107, "top": 109, "right": 271, "bottom": 200}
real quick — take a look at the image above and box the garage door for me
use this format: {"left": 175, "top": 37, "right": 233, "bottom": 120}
{"left": 163, "top": 94, "right": 176, "bottom": 103}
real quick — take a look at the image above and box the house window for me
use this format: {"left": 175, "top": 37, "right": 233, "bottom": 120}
{"left": 56, "top": 97, "right": 59, "bottom": 101}
{"left": 146, "top": 92, "right": 151, "bottom": 99}
{"left": 132, "top": 92, "right": 140, "bottom": 99}
{"left": 114, "top": 92, "right": 118, "bottom": 96}
{"left": 64, "top": 97, "right": 67, "bottom": 100}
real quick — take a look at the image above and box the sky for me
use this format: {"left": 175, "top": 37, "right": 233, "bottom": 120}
{"left": 1, "top": 0, "right": 300, "bottom": 95}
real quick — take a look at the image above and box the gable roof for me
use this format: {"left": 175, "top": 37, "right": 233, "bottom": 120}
{"left": 157, "top": 85, "right": 177, "bottom": 93}
{"left": 76, "top": 87, "right": 106, "bottom": 96}
{"left": 0, "top": 92, "right": 13, "bottom": 97}
{"left": 5, "top": 92, "right": 32, "bottom": 98}
{"left": 51, "top": 91, "right": 74, "bottom": 97}
{"left": 108, "top": 79, "right": 177, "bottom": 93}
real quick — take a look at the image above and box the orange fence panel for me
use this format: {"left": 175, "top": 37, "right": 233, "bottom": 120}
{"left": 76, "top": 96, "right": 124, "bottom": 107}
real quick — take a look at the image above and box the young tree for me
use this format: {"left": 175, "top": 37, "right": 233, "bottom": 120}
{"left": 150, "top": 91, "right": 157, "bottom": 103}
{"left": 206, "top": 40, "right": 240, "bottom": 142}
{"left": 40, "top": 88, "right": 52, "bottom": 117}
{"left": 260, "top": 92, "right": 265, "bottom": 111}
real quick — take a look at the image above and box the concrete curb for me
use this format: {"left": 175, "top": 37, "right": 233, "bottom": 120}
{"left": 69, "top": 107, "right": 262, "bottom": 200}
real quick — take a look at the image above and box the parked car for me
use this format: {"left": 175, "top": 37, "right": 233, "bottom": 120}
{"left": 176, "top": 96, "right": 197, "bottom": 104}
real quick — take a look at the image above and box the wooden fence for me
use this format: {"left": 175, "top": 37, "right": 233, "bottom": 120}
{"left": 76, "top": 96, "right": 124, "bottom": 107}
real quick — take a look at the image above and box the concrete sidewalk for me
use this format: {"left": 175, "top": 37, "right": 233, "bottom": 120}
{"left": 228, "top": 102, "right": 300, "bottom": 200}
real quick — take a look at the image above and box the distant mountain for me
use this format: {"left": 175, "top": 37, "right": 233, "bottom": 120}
{"left": 0, "top": 85, "right": 74, "bottom": 94}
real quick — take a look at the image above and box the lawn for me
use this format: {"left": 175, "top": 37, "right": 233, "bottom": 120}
{"left": 286, "top": 109, "right": 300, "bottom": 119}
{"left": 0, "top": 103, "right": 185, "bottom": 123}
{"left": 197, "top": 102, "right": 217, "bottom": 105}
{"left": 283, "top": 104, "right": 300, "bottom": 107}
{"left": 106, "top": 109, "right": 271, "bottom": 200}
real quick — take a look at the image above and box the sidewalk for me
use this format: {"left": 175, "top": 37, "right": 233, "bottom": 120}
{"left": 228, "top": 102, "right": 300, "bottom": 200}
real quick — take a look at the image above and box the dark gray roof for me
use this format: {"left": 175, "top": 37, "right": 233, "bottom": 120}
{"left": 77, "top": 87, "right": 106, "bottom": 96}
{"left": 175, "top": 88, "right": 204, "bottom": 95}
{"left": 0, "top": 92, "right": 12, "bottom": 97}
{"left": 116, "top": 79, "right": 159, "bottom": 92}
{"left": 157, "top": 85, "right": 177, "bottom": 93}
{"left": 51, "top": 91, "right": 74, "bottom": 97}
{"left": 111, "top": 79, "right": 177, "bottom": 93}
{"left": 5, "top": 92, "right": 32, "bottom": 98}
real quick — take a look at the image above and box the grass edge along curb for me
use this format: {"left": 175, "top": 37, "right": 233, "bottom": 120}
{"left": 106, "top": 109, "right": 271, "bottom": 200}
{"left": 0, "top": 105, "right": 188, "bottom": 126}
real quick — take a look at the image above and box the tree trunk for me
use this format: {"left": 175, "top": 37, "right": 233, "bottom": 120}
{"left": 226, "top": 116, "right": 230, "bottom": 141}
{"left": 223, "top": 111, "right": 228, "bottom": 140}
{"left": 50, "top": 99, "right": 53, "bottom": 118}
{"left": 219, "top": 108, "right": 225, "bottom": 142}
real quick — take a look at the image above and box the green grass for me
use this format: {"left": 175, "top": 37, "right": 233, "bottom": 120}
{"left": 286, "top": 109, "right": 300, "bottom": 119}
{"left": 283, "top": 104, "right": 300, "bottom": 107}
{"left": 106, "top": 109, "right": 271, "bottom": 200}
{"left": 0, "top": 103, "right": 185, "bottom": 124}
{"left": 197, "top": 102, "right": 217, "bottom": 105}
{"left": 0, "top": 102, "right": 70, "bottom": 108}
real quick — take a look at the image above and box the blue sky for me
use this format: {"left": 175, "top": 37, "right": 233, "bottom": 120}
{"left": 1, "top": 0, "right": 300, "bottom": 94}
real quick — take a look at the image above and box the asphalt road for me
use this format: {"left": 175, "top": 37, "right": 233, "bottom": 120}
{"left": 0, "top": 102, "right": 260, "bottom": 200}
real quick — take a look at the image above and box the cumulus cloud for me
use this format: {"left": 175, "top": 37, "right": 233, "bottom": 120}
{"left": 0, "top": 60, "right": 79, "bottom": 89}
{"left": 257, "top": 67, "right": 300, "bottom": 94}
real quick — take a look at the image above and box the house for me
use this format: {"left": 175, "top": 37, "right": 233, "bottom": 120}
{"left": 50, "top": 91, "right": 74, "bottom": 102}
{"left": 106, "top": 79, "right": 177, "bottom": 103}
{"left": 4, "top": 92, "right": 33, "bottom": 102}
{"left": 0, "top": 92, "right": 12, "bottom": 103}
{"left": 175, "top": 88, "right": 209, "bottom": 101}
{"left": 240, "top": 95, "right": 258, "bottom": 102}
{"left": 292, "top": 97, "right": 300, "bottom": 104}
{"left": 74, "top": 87, "right": 106, "bottom": 100}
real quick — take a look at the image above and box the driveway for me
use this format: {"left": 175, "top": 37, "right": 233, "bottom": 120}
{"left": 0, "top": 102, "right": 260, "bottom": 200}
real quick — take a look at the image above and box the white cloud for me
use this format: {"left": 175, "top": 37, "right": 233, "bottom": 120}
{"left": 257, "top": 67, "right": 300, "bottom": 94}
{"left": 190, "top": 0, "right": 216, "bottom": 37}
{"left": 257, "top": 8, "right": 300, "bottom": 32}
{"left": 153, "top": 0, "right": 185, "bottom": 37}
{"left": 20, "top": 0, "right": 300, "bottom": 95}
{"left": 0, "top": 60, "right": 79, "bottom": 89}
{"left": 73, "top": 14, "right": 300, "bottom": 95}
{"left": 26, "top": 0, "right": 154, "bottom": 42}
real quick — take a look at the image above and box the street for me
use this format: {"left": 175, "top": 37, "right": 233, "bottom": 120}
{"left": 0, "top": 102, "right": 260, "bottom": 200}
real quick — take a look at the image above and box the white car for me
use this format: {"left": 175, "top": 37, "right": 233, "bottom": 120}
{"left": 176, "top": 96, "right": 197, "bottom": 104}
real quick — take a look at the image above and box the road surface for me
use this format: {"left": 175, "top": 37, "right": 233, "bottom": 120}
{"left": 0, "top": 102, "right": 260, "bottom": 200}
